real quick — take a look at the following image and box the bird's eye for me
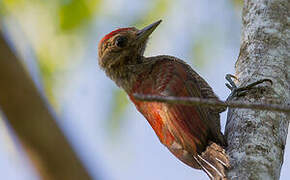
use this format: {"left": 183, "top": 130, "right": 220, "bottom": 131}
{"left": 115, "top": 36, "right": 127, "bottom": 48}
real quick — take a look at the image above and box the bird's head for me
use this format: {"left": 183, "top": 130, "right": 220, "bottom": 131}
{"left": 98, "top": 20, "right": 162, "bottom": 69}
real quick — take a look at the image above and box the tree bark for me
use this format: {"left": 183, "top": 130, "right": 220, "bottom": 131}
{"left": 225, "top": 0, "right": 290, "bottom": 179}
{"left": 0, "top": 32, "right": 92, "bottom": 179}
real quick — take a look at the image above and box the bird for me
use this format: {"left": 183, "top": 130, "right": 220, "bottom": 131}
{"left": 98, "top": 20, "right": 230, "bottom": 180}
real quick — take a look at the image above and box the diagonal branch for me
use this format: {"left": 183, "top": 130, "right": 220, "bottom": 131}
{"left": 0, "top": 30, "right": 92, "bottom": 179}
{"left": 133, "top": 93, "right": 290, "bottom": 113}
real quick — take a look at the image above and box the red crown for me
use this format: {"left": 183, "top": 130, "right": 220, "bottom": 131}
{"left": 100, "top": 28, "right": 132, "bottom": 44}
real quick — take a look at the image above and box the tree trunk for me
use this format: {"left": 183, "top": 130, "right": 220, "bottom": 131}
{"left": 225, "top": 0, "right": 289, "bottom": 179}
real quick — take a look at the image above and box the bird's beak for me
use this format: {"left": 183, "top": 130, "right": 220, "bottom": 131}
{"left": 136, "top": 20, "right": 162, "bottom": 42}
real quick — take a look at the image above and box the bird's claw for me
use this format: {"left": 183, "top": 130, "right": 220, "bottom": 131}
{"left": 225, "top": 74, "right": 273, "bottom": 101}
{"left": 225, "top": 74, "right": 238, "bottom": 91}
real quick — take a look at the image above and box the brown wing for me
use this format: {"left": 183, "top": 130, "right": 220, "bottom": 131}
{"left": 130, "top": 56, "right": 224, "bottom": 154}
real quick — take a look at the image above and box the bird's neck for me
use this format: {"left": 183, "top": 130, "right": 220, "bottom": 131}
{"left": 105, "top": 55, "right": 150, "bottom": 92}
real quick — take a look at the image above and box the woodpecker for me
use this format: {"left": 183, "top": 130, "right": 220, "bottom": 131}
{"left": 98, "top": 20, "right": 230, "bottom": 180}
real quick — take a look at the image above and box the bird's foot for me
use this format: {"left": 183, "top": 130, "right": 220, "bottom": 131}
{"left": 225, "top": 74, "right": 272, "bottom": 101}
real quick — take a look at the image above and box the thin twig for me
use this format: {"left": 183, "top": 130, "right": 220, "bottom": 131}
{"left": 133, "top": 93, "right": 290, "bottom": 113}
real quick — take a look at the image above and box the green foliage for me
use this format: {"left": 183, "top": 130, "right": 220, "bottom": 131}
{"left": 58, "top": 0, "right": 101, "bottom": 31}
{"left": 1, "top": 0, "right": 104, "bottom": 107}
{"left": 0, "top": 0, "right": 25, "bottom": 15}
{"left": 1, "top": 0, "right": 25, "bottom": 8}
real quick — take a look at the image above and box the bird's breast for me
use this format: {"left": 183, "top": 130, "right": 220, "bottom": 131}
{"left": 129, "top": 96, "right": 175, "bottom": 147}
{"left": 129, "top": 96, "right": 200, "bottom": 168}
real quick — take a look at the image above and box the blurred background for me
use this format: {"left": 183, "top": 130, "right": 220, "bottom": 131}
{"left": 0, "top": 0, "right": 289, "bottom": 179}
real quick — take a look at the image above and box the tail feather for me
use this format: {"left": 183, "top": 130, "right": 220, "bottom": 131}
{"left": 195, "top": 142, "right": 230, "bottom": 180}
{"left": 193, "top": 156, "right": 214, "bottom": 179}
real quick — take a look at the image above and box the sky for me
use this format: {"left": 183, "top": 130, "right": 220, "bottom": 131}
{"left": 0, "top": 0, "right": 289, "bottom": 179}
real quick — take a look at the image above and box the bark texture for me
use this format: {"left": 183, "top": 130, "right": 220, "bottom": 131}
{"left": 225, "top": 0, "right": 290, "bottom": 179}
